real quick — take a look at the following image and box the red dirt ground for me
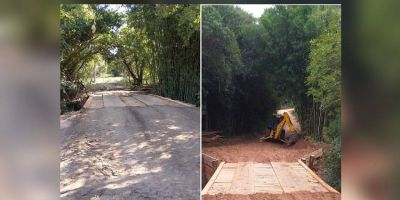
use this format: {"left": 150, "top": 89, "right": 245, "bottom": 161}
{"left": 203, "top": 192, "right": 341, "bottom": 200}
{"left": 203, "top": 135, "right": 327, "bottom": 163}
{"left": 203, "top": 108, "right": 329, "bottom": 163}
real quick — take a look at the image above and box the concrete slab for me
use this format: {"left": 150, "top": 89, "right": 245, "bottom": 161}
{"left": 120, "top": 96, "right": 146, "bottom": 107}
{"left": 133, "top": 94, "right": 181, "bottom": 106}
{"left": 61, "top": 90, "right": 200, "bottom": 200}
{"left": 103, "top": 94, "right": 125, "bottom": 107}
{"left": 84, "top": 94, "right": 103, "bottom": 109}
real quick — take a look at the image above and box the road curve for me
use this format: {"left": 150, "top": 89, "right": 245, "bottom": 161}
{"left": 60, "top": 91, "right": 200, "bottom": 200}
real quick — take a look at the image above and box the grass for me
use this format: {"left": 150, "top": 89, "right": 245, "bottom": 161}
{"left": 95, "top": 74, "right": 124, "bottom": 84}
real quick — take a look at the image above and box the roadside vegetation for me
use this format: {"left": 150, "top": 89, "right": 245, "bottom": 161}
{"left": 60, "top": 4, "right": 200, "bottom": 113}
{"left": 202, "top": 5, "right": 341, "bottom": 190}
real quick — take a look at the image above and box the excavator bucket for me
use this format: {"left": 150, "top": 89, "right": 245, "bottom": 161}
{"left": 283, "top": 134, "right": 299, "bottom": 146}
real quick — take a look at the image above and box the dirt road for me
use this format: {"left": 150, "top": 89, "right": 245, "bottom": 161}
{"left": 60, "top": 91, "right": 200, "bottom": 200}
{"left": 203, "top": 137, "right": 324, "bottom": 163}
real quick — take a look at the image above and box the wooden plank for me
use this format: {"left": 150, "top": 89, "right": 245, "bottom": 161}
{"left": 202, "top": 136, "right": 222, "bottom": 143}
{"left": 203, "top": 165, "right": 217, "bottom": 181}
{"left": 309, "top": 155, "right": 315, "bottom": 169}
{"left": 228, "top": 163, "right": 251, "bottom": 194}
{"left": 203, "top": 162, "right": 335, "bottom": 195}
{"left": 270, "top": 162, "right": 289, "bottom": 193}
{"left": 302, "top": 148, "right": 323, "bottom": 161}
{"left": 202, "top": 153, "right": 219, "bottom": 168}
{"left": 271, "top": 162, "right": 327, "bottom": 193}
{"left": 202, "top": 131, "right": 222, "bottom": 137}
{"left": 202, "top": 135, "right": 222, "bottom": 142}
{"left": 203, "top": 153, "right": 220, "bottom": 185}
{"left": 298, "top": 159, "right": 339, "bottom": 193}
{"left": 202, "top": 162, "right": 225, "bottom": 195}
{"left": 215, "top": 167, "right": 235, "bottom": 183}
{"left": 202, "top": 137, "right": 213, "bottom": 143}
{"left": 311, "top": 148, "right": 323, "bottom": 157}
{"left": 253, "top": 163, "right": 283, "bottom": 194}
{"left": 208, "top": 183, "right": 231, "bottom": 195}
{"left": 301, "top": 157, "right": 307, "bottom": 164}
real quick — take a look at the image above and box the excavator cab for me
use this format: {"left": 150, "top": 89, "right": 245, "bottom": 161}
{"left": 260, "top": 112, "right": 299, "bottom": 145}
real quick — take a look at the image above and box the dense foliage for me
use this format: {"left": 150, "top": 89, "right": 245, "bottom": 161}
{"left": 306, "top": 7, "right": 341, "bottom": 190}
{"left": 202, "top": 5, "right": 341, "bottom": 190}
{"left": 202, "top": 6, "right": 278, "bottom": 134}
{"left": 129, "top": 5, "right": 201, "bottom": 105}
{"left": 60, "top": 4, "right": 200, "bottom": 106}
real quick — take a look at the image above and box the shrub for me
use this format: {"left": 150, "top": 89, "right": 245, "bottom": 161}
{"left": 323, "top": 136, "right": 341, "bottom": 191}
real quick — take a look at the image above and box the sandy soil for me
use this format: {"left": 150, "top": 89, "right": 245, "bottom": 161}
{"left": 203, "top": 136, "right": 325, "bottom": 163}
{"left": 60, "top": 91, "right": 200, "bottom": 200}
{"left": 203, "top": 192, "right": 341, "bottom": 200}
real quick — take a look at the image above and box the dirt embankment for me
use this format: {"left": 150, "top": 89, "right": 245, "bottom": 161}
{"left": 203, "top": 135, "right": 327, "bottom": 163}
{"left": 203, "top": 192, "right": 341, "bottom": 200}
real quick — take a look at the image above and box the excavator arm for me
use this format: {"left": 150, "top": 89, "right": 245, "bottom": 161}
{"left": 260, "top": 112, "right": 298, "bottom": 145}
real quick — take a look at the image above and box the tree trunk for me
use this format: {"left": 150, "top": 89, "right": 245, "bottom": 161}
{"left": 123, "top": 59, "right": 139, "bottom": 85}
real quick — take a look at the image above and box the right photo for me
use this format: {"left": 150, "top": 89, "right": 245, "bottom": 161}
{"left": 201, "top": 4, "right": 341, "bottom": 200}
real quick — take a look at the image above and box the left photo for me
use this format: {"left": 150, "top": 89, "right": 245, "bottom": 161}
{"left": 60, "top": 4, "right": 200, "bottom": 200}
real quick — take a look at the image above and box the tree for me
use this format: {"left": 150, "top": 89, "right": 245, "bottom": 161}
{"left": 60, "top": 4, "right": 121, "bottom": 83}
{"left": 202, "top": 5, "right": 277, "bottom": 134}
{"left": 124, "top": 5, "right": 200, "bottom": 105}
{"left": 60, "top": 4, "right": 200, "bottom": 106}
{"left": 306, "top": 6, "right": 341, "bottom": 120}
{"left": 259, "top": 6, "right": 320, "bottom": 132}
{"left": 202, "top": 6, "right": 240, "bottom": 132}
{"left": 306, "top": 6, "right": 341, "bottom": 190}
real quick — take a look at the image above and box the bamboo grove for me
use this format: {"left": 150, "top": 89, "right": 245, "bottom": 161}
{"left": 202, "top": 5, "right": 341, "bottom": 189}
{"left": 60, "top": 4, "right": 200, "bottom": 107}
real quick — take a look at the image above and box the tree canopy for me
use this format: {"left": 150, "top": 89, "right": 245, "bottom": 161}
{"left": 202, "top": 5, "right": 278, "bottom": 134}
{"left": 60, "top": 4, "right": 200, "bottom": 106}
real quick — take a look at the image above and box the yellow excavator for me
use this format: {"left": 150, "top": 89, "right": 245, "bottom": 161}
{"left": 260, "top": 112, "right": 299, "bottom": 145}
